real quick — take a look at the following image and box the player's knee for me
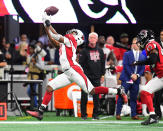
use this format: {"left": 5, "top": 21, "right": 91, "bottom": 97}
{"left": 46, "top": 86, "right": 53, "bottom": 92}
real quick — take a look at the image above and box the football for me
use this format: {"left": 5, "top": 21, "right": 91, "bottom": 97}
{"left": 44, "top": 6, "right": 59, "bottom": 16}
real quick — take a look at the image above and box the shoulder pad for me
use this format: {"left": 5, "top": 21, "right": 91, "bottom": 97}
{"left": 146, "top": 42, "right": 156, "bottom": 52}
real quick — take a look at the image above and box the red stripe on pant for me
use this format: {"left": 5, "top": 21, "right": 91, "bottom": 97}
{"left": 71, "top": 66, "right": 88, "bottom": 89}
{"left": 140, "top": 91, "right": 154, "bottom": 112}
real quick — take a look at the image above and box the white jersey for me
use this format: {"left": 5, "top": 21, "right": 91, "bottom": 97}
{"left": 49, "top": 34, "right": 94, "bottom": 93}
{"left": 59, "top": 34, "right": 81, "bottom": 72}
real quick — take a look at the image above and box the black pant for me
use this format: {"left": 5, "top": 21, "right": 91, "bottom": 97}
{"left": 81, "top": 79, "right": 100, "bottom": 117}
{"left": 154, "top": 88, "right": 163, "bottom": 119}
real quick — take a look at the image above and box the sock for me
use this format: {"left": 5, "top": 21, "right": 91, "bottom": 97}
{"left": 42, "top": 91, "right": 53, "bottom": 106}
{"left": 94, "top": 86, "right": 118, "bottom": 95}
{"left": 149, "top": 112, "right": 155, "bottom": 115}
{"left": 140, "top": 91, "right": 146, "bottom": 104}
{"left": 142, "top": 104, "right": 148, "bottom": 115}
{"left": 140, "top": 91, "right": 154, "bottom": 112}
{"left": 94, "top": 86, "right": 108, "bottom": 94}
{"left": 142, "top": 104, "right": 147, "bottom": 112}
{"left": 108, "top": 88, "right": 118, "bottom": 95}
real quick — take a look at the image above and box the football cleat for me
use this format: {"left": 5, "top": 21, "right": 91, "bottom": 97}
{"left": 141, "top": 114, "right": 159, "bottom": 125}
{"left": 117, "top": 86, "right": 128, "bottom": 104}
{"left": 26, "top": 110, "right": 43, "bottom": 120}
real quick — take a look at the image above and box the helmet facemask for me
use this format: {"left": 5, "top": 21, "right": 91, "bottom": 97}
{"left": 137, "top": 29, "right": 154, "bottom": 50}
{"left": 66, "top": 29, "right": 84, "bottom": 46}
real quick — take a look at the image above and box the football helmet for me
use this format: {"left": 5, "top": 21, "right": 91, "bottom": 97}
{"left": 66, "top": 29, "right": 84, "bottom": 46}
{"left": 137, "top": 29, "right": 154, "bottom": 49}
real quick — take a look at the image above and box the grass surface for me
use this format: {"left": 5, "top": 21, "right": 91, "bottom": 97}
{"left": 0, "top": 112, "right": 163, "bottom": 131}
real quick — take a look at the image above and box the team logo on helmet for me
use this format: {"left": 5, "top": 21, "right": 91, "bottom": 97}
{"left": 67, "top": 29, "right": 84, "bottom": 46}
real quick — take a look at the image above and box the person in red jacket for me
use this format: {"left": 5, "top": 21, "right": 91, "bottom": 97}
{"left": 105, "top": 36, "right": 121, "bottom": 65}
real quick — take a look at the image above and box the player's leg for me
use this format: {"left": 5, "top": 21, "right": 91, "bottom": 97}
{"left": 141, "top": 77, "right": 163, "bottom": 125}
{"left": 26, "top": 73, "right": 71, "bottom": 120}
{"left": 140, "top": 91, "right": 150, "bottom": 116}
{"left": 116, "top": 82, "right": 129, "bottom": 120}
{"left": 69, "top": 66, "right": 127, "bottom": 103}
{"left": 68, "top": 66, "right": 114, "bottom": 94}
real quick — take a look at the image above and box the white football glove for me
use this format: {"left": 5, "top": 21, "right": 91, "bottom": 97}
{"left": 42, "top": 12, "right": 51, "bottom": 27}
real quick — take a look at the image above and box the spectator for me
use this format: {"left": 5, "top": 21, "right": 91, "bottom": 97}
{"left": 105, "top": 36, "right": 121, "bottom": 65}
{"left": 97, "top": 35, "right": 110, "bottom": 67}
{"left": 26, "top": 44, "right": 44, "bottom": 110}
{"left": 116, "top": 37, "right": 145, "bottom": 120}
{"left": 1, "top": 41, "right": 17, "bottom": 65}
{"left": 38, "top": 33, "right": 49, "bottom": 48}
{"left": 16, "top": 34, "right": 29, "bottom": 50}
{"left": 44, "top": 40, "right": 60, "bottom": 65}
{"left": 20, "top": 34, "right": 28, "bottom": 43}
{"left": 15, "top": 42, "right": 28, "bottom": 65}
{"left": 79, "top": 32, "right": 105, "bottom": 120}
{"left": 118, "top": 33, "right": 130, "bottom": 65}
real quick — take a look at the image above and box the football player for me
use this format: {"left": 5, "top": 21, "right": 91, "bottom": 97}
{"left": 26, "top": 12, "right": 127, "bottom": 120}
{"left": 133, "top": 29, "right": 163, "bottom": 125}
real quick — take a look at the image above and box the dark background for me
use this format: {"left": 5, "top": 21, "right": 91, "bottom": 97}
{"left": 127, "top": 0, "right": 162, "bottom": 24}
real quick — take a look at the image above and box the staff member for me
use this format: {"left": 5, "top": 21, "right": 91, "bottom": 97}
{"left": 79, "top": 32, "right": 105, "bottom": 120}
{"left": 116, "top": 37, "right": 145, "bottom": 120}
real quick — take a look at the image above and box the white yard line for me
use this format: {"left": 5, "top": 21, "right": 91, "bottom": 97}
{"left": 0, "top": 121, "right": 163, "bottom": 124}
{"left": 100, "top": 115, "right": 113, "bottom": 120}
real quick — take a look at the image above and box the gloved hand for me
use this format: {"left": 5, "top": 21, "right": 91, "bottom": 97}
{"left": 42, "top": 12, "right": 51, "bottom": 27}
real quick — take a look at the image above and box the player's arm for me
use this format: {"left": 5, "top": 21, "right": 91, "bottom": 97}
{"left": 42, "top": 12, "right": 65, "bottom": 47}
{"left": 44, "top": 25, "right": 61, "bottom": 48}
{"left": 133, "top": 49, "right": 158, "bottom": 65}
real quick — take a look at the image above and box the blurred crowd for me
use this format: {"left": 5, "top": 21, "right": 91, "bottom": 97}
{"left": 0, "top": 33, "right": 60, "bottom": 66}
{"left": 0, "top": 32, "right": 132, "bottom": 67}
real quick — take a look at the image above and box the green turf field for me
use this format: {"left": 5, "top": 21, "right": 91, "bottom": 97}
{"left": 0, "top": 112, "right": 163, "bottom": 131}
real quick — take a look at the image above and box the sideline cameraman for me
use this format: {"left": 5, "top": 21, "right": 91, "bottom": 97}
{"left": 26, "top": 43, "right": 45, "bottom": 110}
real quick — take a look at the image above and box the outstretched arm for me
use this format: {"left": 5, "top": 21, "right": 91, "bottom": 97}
{"left": 44, "top": 25, "right": 61, "bottom": 48}
{"left": 42, "top": 13, "right": 64, "bottom": 48}
{"left": 133, "top": 49, "right": 158, "bottom": 65}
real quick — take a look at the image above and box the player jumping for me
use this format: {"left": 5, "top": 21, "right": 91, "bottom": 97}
{"left": 133, "top": 29, "right": 163, "bottom": 125}
{"left": 26, "top": 11, "right": 127, "bottom": 120}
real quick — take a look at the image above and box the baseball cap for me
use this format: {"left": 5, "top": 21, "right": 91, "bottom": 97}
{"left": 120, "top": 33, "right": 129, "bottom": 39}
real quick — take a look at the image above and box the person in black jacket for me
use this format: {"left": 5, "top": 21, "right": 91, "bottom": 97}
{"left": 1, "top": 41, "right": 17, "bottom": 65}
{"left": 79, "top": 32, "right": 105, "bottom": 120}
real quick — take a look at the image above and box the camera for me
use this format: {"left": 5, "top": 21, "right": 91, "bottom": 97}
{"left": 34, "top": 45, "right": 47, "bottom": 57}
{"left": 30, "top": 40, "right": 47, "bottom": 57}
